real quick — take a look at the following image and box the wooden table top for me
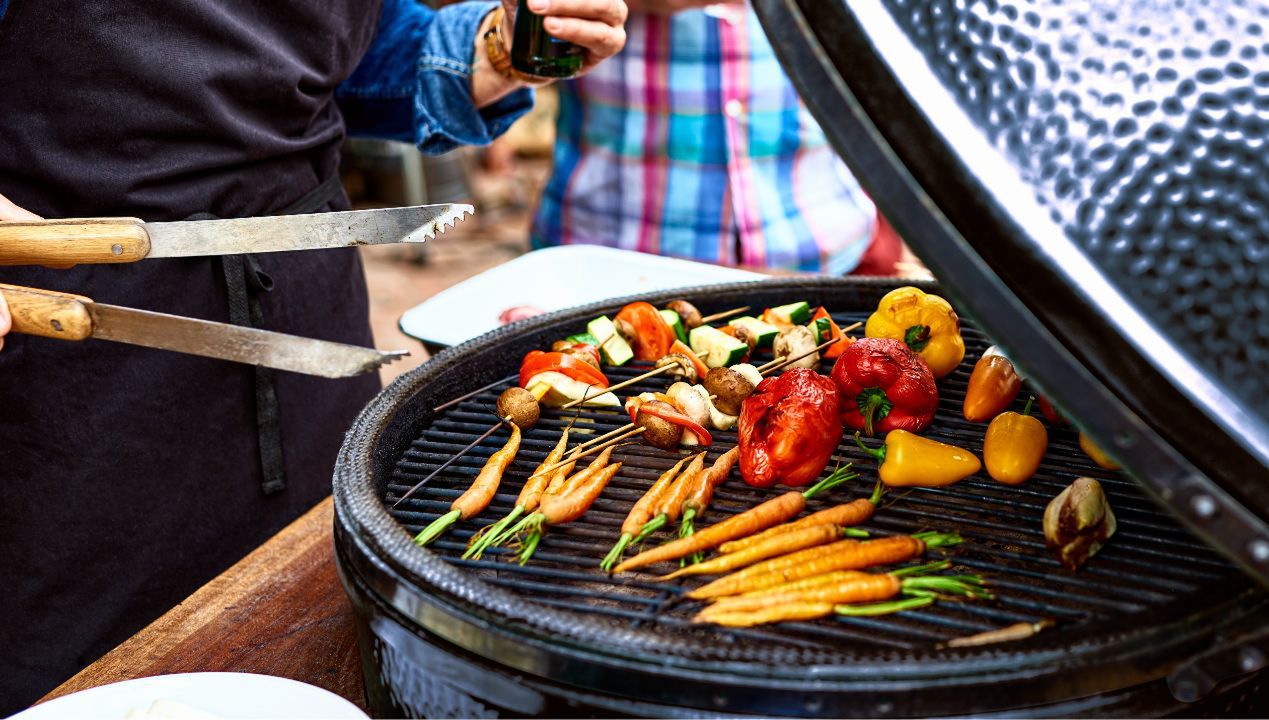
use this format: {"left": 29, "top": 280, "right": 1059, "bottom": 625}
{"left": 39, "top": 496, "right": 366, "bottom": 710}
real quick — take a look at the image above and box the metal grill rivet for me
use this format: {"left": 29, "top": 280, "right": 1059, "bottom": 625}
{"left": 804, "top": 697, "right": 823, "bottom": 713}
{"left": 1191, "top": 494, "right": 1217, "bottom": 519}
{"left": 1250, "top": 539, "right": 1269, "bottom": 564}
{"left": 876, "top": 701, "right": 895, "bottom": 714}
{"left": 111, "top": 243, "right": 123, "bottom": 256}
{"left": 1172, "top": 678, "right": 1199, "bottom": 703}
{"left": 1114, "top": 431, "right": 1134, "bottom": 448}
{"left": 50, "top": 320, "right": 63, "bottom": 332}
{"left": 712, "top": 694, "right": 728, "bottom": 708}
{"left": 1239, "top": 646, "right": 1266, "bottom": 673}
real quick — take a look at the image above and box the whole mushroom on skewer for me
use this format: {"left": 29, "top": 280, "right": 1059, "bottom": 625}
{"left": 773, "top": 325, "right": 821, "bottom": 370}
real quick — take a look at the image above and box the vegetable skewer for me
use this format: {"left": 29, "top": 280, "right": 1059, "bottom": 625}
{"left": 413, "top": 423, "right": 523, "bottom": 546}
{"left": 611, "top": 465, "right": 859, "bottom": 573}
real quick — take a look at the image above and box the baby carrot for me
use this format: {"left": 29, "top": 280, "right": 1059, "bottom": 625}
{"left": 718, "top": 480, "right": 882, "bottom": 554}
{"left": 680, "top": 447, "right": 741, "bottom": 541}
{"left": 464, "top": 428, "right": 569, "bottom": 560}
{"left": 611, "top": 466, "right": 858, "bottom": 573}
{"left": 518, "top": 462, "right": 623, "bottom": 564}
{"left": 484, "top": 445, "right": 614, "bottom": 556}
{"left": 703, "top": 573, "right": 902, "bottom": 615}
{"left": 687, "top": 532, "right": 962, "bottom": 599}
{"left": 656, "top": 523, "right": 844, "bottom": 581}
{"left": 654, "top": 454, "right": 707, "bottom": 524}
{"left": 699, "top": 596, "right": 937, "bottom": 627}
{"left": 414, "top": 424, "right": 521, "bottom": 547}
{"left": 600, "top": 456, "right": 690, "bottom": 572}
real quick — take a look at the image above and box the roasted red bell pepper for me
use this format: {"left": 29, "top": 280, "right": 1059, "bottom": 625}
{"left": 738, "top": 368, "right": 843, "bottom": 488}
{"left": 830, "top": 337, "right": 938, "bottom": 436}
{"left": 811, "top": 306, "right": 852, "bottom": 359}
{"left": 519, "top": 350, "right": 610, "bottom": 389}
{"left": 615, "top": 301, "right": 675, "bottom": 361}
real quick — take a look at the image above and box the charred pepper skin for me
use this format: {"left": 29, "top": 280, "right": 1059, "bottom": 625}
{"left": 864, "top": 286, "right": 966, "bottom": 379}
{"left": 831, "top": 337, "right": 938, "bottom": 436}
{"left": 739, "top": 368, "right": 843, "bottom": 488}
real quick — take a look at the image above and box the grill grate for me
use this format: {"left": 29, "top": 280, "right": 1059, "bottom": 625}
{"left": 383, "top": 312, "right": 1243, "bottom": 652}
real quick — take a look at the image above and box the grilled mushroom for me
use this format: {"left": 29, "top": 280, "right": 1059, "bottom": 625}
{"left": 614, "top": 317, "right": 638, "bottom": 344}
{"left": 665, "top": 300, "right": 703, "bottom": 329}
{"left": 773, "top": 325, "right": 820, "bottom": 369}
{"left": 496, "top": 387, "right": 540, "bottom": 429}
{"left": 550, "top": 340, "right": 602, "bottom": 369}
{"left": 656, "top": 353, "right": 699, "bottom": 383}
{"left": 703, "top": 367, "right": 756, "bottom": 416}
{"left": 666, "top": 382, "right": 711, "bottom": 442}
{"left": 636, "top": 400, "right": 684, "bottom": 450}
{"left": 732, "top": 325, "right": 760, "bottom": 354}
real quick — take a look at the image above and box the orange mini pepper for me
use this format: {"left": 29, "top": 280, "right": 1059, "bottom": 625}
{"left": 963, "top": 346, "right": 1022, "bottom": 422}
{"left": 1079, "top": 432, "right": 1121, "bottom": 470}
{"left": 865, "top": 287, "right": 965, "bottom": 378}
{"left": 983, "top": 398, "right": 1048, "bottom": 485}
{"left": 854, "top": 430, "right": 981, "bottom": 487}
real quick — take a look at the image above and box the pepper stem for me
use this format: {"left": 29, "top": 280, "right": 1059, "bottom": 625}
{"left": 903, "top": 324, "right": 932, "bottom": 352}
{"left": 853, "top": 432, "right": 887, "bottom": 465}
{"left": 856, "top": 389, "right": 893, "bottom": 437}
{"left": 835, "top": 595, "right": 934, "bottom": 616}
{"left": 802, "top": 465, "right": 859, "bottom": 499}
{"left": 413, "top": 509, "right": 462, "bottom": 547}
{"left": 1022, "top": 395, "right": 1036, "bottom": 416}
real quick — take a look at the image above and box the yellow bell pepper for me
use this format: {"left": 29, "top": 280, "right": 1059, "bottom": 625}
{"left": 1079, "top": 432, "right": 1121, "bottom": 470}
{"left": 854, "top": 430, "right": 981, "bottom": 487}
{"left": 865, "top": 286, "right": 966, "bottom": 378}
{"left": 983, "top": 399, "right": 1048, "bottom": 485}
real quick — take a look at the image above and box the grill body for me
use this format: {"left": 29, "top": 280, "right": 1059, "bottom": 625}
{"left": 333, "top": 278, "right": 1267, "bottom": 717}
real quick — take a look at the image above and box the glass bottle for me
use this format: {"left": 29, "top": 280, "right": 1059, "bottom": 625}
{"left": 510, "top": 0, "right": 584, "bottom": 79}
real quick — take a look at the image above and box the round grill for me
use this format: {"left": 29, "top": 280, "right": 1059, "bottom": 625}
{"left": 334, "top": 278, "right": 1266, "bottom": 717}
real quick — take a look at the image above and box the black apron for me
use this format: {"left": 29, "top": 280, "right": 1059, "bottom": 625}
{"left": 0, "top": 0, "right": 383, "bottom": 710}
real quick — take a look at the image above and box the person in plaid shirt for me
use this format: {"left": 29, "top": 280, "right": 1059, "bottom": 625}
{"left": 531, "top": 0, "right": 900, "bottom": 275}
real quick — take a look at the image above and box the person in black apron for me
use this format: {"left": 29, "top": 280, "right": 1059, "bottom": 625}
{"left": 0, "top": 0, "right": 626, "bottom": 710}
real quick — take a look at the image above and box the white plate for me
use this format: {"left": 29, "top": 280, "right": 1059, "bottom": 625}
{"left": 399, "top": 245, "right": 763, "bottom": 348}
{"left": 14, "top": 673, "right": 368, "bottom": 720}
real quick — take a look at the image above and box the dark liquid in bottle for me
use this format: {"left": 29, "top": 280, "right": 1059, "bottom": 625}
{"left": 510, "top": 0, "right": 584, "bottom": 79}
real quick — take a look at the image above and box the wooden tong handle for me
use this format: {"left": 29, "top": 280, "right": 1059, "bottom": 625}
{"left": 0, "top": 218, "right": 150, "bottom": 265}
{"left": 0, "top": 284, "right": 94, "bottom": 340}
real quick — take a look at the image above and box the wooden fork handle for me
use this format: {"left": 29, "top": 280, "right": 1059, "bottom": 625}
{"left": 0, "top": 284, "right": 94, "bottom": 340}
{"left": 0, "top": 218, "right": 150, "bottom": 265}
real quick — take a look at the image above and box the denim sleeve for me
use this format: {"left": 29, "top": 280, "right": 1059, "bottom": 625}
{"left": 337, "top": 0, "right": 534, "bottom": 155}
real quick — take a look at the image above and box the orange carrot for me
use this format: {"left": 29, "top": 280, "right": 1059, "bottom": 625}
{"left": 541, "top": 463, "right": 623, "bottom": 525}
{"left": 465, "top": 428, "right": 568, "bottom": 560}
{"left": 600, "top": 456, "right": 690, "bottom": 572}
{"left": 654, "top": 453, "right": 706, "bottom": 523}
{"left": 718, "top": 481, "right": 881, "bottom": 554}
{"left": 519, "top": 428, "right": 571, "bottom": 511}
{"left": 611, "top": 466, "right": 858, "bottom": 573}
{"left": 680, "top": 447, "right": 740, "bottom": 533}
{"left": 738, "top": 570, "right": 869, "bottom": 597}
{"left": 656, "top": 523, "right": 844, "bottom": 580}
{"left": 415, "top": 424, "right": 521, "bottom": 546}
{"left": 704, "top": 573, "right": 902, "bottom": 615}
{"left": 693, "top": 603, "right": 835, "bottom": 627}
{"left": 548, "top": 444, "right": 615, "bottom": 500}
{"left": 687, "top": 532, "right": 960, "bottom": 599}
{"left": 518, "top": 462, "right": 623, "bottom": 564}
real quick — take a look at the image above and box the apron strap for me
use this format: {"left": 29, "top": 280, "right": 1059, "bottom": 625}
{"left": 192, "top": 173, "right": 345, "bottom": 495}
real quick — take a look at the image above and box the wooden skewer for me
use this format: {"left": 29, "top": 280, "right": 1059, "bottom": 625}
{"left": 433, "top": 373, "right": 520, "bottom": 412}
{"left": 559, "top": 350, "right": 708, "bottom": 410}
{"left": 526, "top": 425, "right": 647, "bottom": 480}
{"left": 698, "top": 306, "right": 750, "bottom": 324}
{"left": 571, "top": 422, "right": 637, "bottom": 453}
{"left": 391, "top": 415, "right": 513, "bottom": 509}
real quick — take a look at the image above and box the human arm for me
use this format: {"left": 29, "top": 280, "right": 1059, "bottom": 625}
{"left": 337, "top": 0, "right": 626, "bottom": 155}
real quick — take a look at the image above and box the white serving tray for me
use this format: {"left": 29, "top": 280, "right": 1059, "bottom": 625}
{"left": 399, "top": 245, "right": 763, "bottom": 348}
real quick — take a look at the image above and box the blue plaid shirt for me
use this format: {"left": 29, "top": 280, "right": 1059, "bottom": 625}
{"left": 531, "top": 7, "right": 877, "bottom": 274}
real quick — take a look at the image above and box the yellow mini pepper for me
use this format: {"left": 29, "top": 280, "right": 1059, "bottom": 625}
{"left": 1079, "top": 432, "right": 1121, "bottom": 470}
{"left": 865, "top": 286, "right": 966, "bottom": 378}
{"left": 983, "top": 398, "right": 1048, "bottom": 485}
{"left": 854, "top": 430, "right": 981, "bottom": 487}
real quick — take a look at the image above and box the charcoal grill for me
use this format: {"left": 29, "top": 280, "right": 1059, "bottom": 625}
{"left": 334, "top": 279, "right": 1268, "bottom": 718}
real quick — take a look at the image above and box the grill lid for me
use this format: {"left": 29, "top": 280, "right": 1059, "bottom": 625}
{"left": 750, "top": 0, "right": 1269, "bottom": 583}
